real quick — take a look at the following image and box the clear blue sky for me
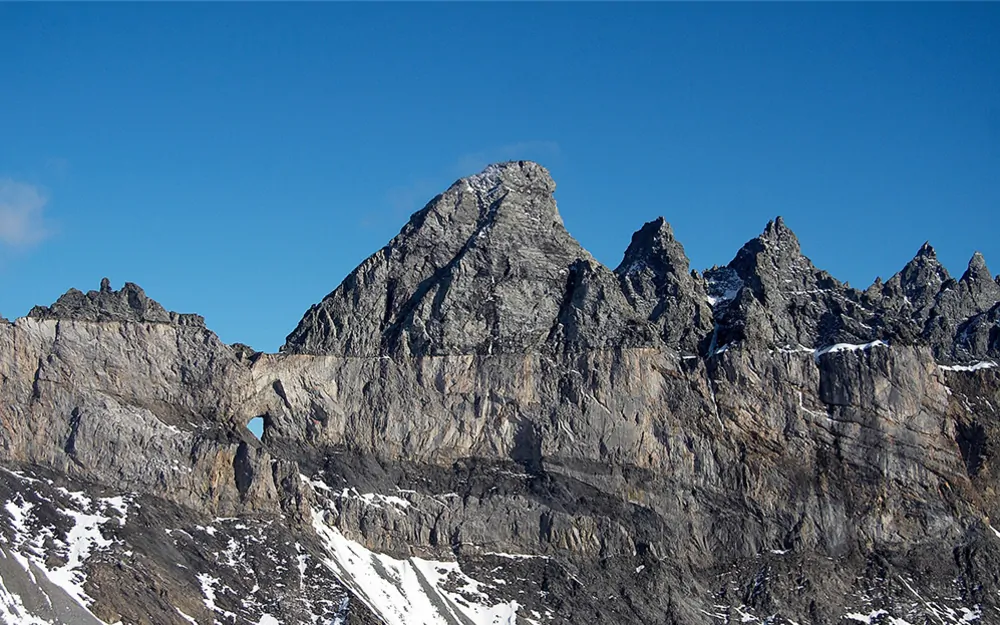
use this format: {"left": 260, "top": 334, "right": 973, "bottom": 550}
{"left": 1, "top": 3, "right": 997, "bottom": 352}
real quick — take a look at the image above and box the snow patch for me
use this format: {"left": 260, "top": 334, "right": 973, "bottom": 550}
{"left": 312, "top": 508, "right": 520, "bottom": 625}
{"left": 195, "top": 524, "right": 217, "bottom": 537}
{"left": 939, "top": 361, "right": 997, "bottom": 372}
{"left": 705, "top": 269, "right": 744, "bottom": 307}
{"left": 299, "top": 473, "right": 332, "bottom": 492}
{"left": 0, "top": 567, "right": 53, "bottom": 625}
{"left": 845, "top": 609, "right": 889, "bottom": 624}
{"left": 813, "top": 340, "right": 888, "bottom": 362}
{"left": 484, "top": 552, "right": 550, "bottom": 561}
{"left": 197, "top": 573, "right": 237, "bottom": 621}
{"left": 622, "top": 259, "right": 647, "bottom": 275}
{"left": 0, "top": 478, "right": 128, "bottom": 624}
{"left": 334, "top": 487, "right": 411, "bottom": 510}
{"left": 47, "top": 509, "right": 113, "bottom": 604}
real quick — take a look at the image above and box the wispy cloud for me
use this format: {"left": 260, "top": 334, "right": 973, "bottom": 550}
{"left": 0, "top": 178, "right": 53, "bottom": 249}
{"left": 385, "top": 179, "right": 442, "bottom": 215}
{"left": 363, "top": 141, "right": 563, "bottom": 229}
{"left": 453, "top": 140, "right": 562, "bottom": 176}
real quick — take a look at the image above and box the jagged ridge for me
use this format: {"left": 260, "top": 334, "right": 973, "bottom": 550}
{"left": 28, "top": 277, "right": 205, "bottom": 327}
{"left": 5, "top": 161, "right": 1000, "bottom": 625}
{"left": 282, "top": 162, "right": 1000, "bottom": 365}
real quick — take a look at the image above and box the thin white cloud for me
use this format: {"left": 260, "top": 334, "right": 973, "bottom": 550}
{"left": 0, "top": 178, "right": 52, "bottom": 249}
{"left": 454, "top": 140, "right": 562, "bottom": 176}
{"left": 367, "top": 141, "right": 563, "bottom": 228}
{"left": 385, "top": 179, "right": 441, "bottom": 214}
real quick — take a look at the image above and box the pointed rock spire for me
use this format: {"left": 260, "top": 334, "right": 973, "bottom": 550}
{"left": 615, "top": 217, "right": 712, "bottom": 353}
{"left": 955, "top": 251, "right": 1000, "bottom": 313}
{"left": 283, "top": 161, "right": 607, "bottom": 356}
{"left": 917, "top": 241, "right": 936, "bottom": 258}
{"left": 616, "top": 217, "right": 688, "bottom": 279}
{"left": 882, "top": 242, "right": 950, "bottom": 313}
{"left": 962, "top": 251, "right": 990, "bottom": 281}
{"left": 709, "top": 217, "right": 879, "bottom": 351}
{"left": 760, "top": 215, "right": 800, "bottom": 249}
{"left": 728, "top": 216, "right": 823, "bottom": 299}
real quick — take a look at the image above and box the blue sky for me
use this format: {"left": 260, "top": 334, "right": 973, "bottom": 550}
{"left": 1, "top": 3, "right": 997, "bottom": 352}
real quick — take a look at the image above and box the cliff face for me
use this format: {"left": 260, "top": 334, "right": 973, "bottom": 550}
{"left": 2, "top": 161, "right": 1000, "bottom": 625}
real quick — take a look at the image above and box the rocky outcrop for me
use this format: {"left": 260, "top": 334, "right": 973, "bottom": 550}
{"left": 704, "top": 217, "right": 875, "bottom": 353}
{"left": 3, "top": 162, "right": 1000, "bottom": 625}
{"left": 615, "top": 217, "right": 713, "bottom": 354}
{"left": 283, "top": 161, "right": 598, "bottom": 357}
{"left": 862, "top": 246, "right": 1000, "bottom": 363}
{"left": 28, "top": 278, "right": 205, "bottom": 327}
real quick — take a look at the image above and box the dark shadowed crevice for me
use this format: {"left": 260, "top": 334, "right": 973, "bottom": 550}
{"left": 511, "top": 419, "right": 543, "bottom": 475}
{"left": 233, "top": 441, "right": 254, "bottom": 499}
{"left": 955, "top": 420, "right": 988, "bottom": 477}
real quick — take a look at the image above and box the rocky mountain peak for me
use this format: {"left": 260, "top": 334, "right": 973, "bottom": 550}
{"left": 27, "top": 279, "right": 205, "bottom": 327}
{"left": 283, "top": 161, "right": 591, "bottom": 356}
{"left": 463, "top": 160, "right": 556, "bottom": 197}
{"left": 760, "top": 215, "right": 799, "bottom": 247}
{"left": 615, "top": 217, "right": 713, "bottom": 353}
{"left": 962, "top": 251, "right": 990, "bottom": 282}
{"left": 727, "top": 217, "right": 823, "bottom": 299}
{"left": 889, "top": 242, "right": 951, "bottom": 309}
{"left": 616, "top": 217, "right": 686, "bottom": 278}
{"left": 952, "top": 251, "right": 1000, "bottom": 318}
{"left": 706, "top": 217, "right": 879, "bottom": 351}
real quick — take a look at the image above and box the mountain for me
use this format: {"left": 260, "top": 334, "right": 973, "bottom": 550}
{"left": 2, "top": 161, "right": 1000, "bottom": 625}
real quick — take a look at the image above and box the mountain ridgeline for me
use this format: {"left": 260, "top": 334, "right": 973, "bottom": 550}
{"left": 2, "top": 160, "right": 1000, "bottom": 625}
{"left": 284, "top": 161, "right": 999, "bottom": 363}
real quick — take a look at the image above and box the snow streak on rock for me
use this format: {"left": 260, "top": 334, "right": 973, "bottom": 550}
{"left": 312, "top": 507, "right": 521, "bottom": 625}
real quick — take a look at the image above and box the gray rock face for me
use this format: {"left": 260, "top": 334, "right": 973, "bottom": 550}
{"left": 615, "top": 217, "right": 713, "bottom": 354}
{"left": 28, "top": 278, "right": 205, "bottom": 327}
{"left": 861, "top": 247, "right": 1000, "bottom": 363}
{"left": 705, "top": 217, "right": 874, "bottom": 352}
{"left": 3, "top": 161, "right": 1000, "bottom": 625}
{"left": 283, "top": 161, "right": 594, "bottom": 357}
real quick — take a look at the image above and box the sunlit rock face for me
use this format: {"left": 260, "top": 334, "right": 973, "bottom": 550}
{"left": 3, "top": 162, "right": 1000, "bottom": 624}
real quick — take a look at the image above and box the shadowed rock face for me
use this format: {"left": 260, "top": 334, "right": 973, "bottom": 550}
{"left": 615, "top": 217, "right": 713, "bottom": 354}
{"left": 4, "top": 162, "right": 1000, "bottom": 625}
{"left": 704, "top": 216, "right": 874, "bottom": 351}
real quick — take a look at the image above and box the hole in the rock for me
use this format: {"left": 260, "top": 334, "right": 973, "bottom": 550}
{"left": 248, "top": 416, "right": 265, "bottom": 440}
